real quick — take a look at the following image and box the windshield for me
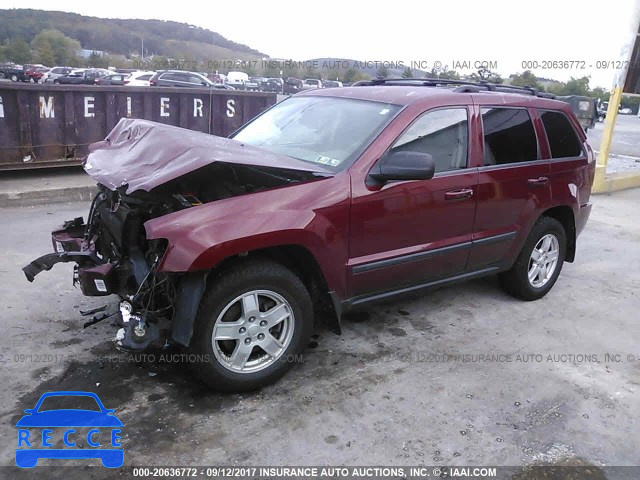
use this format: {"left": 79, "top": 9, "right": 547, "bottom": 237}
{"left": 232, "top": 96, "right": 401, "bottom": 171}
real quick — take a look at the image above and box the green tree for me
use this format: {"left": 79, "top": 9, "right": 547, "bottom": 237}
{"left": 510, "top": 70, "right": 543, "bottom": 90}
{"left": 428, "top": 65, "right": 459, "bottom": 80}
{"left": 86, "top": 51, "right": 109, "bottom": 68}
{"left": 620, "top": 94, "right": 640, "bottom": 114}
{"left": 470, "top": 66, "right": 502, "bottom": 83}
{"left": 376, "top": 66, "right": 389, "bottom": 78}
{"left": 4, "top": 38, "right": 32, "bottom": 63}
{"left": 305, "top": 66, "right": 320, "bottom": 80}
{"left": 545, "top": 82, "right": 567, "bottom": 96}
{"left": 401, "top": 67, "right": 414, "bottom": 78}
{"left": 31, "top": 29, "right": 81, "bottom": 66}
{"left": 342, "top": 68, "right": 369, "bottom": 83}
{"left": 589, "top": 87, "right": 608, "bottom": 102}
{"left": 34, "top": 42, "right": 56, "bottom": 65}
{"left": 565, "top": 76, "right": 590, "bottom": 96}
{"left": 326, "top": 69, "right": 341, "bottom": 81}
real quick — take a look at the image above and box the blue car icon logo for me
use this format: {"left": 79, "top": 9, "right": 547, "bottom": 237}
{"left": 16, "top": 391, "right": 123, "bottom": 468}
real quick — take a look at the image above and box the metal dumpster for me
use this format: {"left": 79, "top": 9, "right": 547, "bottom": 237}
{"left": 0, "top": 83, "right": 276, "bottom": 171}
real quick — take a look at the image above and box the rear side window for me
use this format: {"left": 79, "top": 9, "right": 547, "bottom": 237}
{"left": 540, "top": 110, "right": 583, "bottom": 158}
{"left": 391, "top": 108, "right": 469, "bottom": 173}
{"left": 188, "top": 75, "right": 205, "bottom": 84}
{"left": 481, "top": 108, "right": 538, "bottom": 165}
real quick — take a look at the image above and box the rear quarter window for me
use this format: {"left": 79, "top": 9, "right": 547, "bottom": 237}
{"left": 540, "top": 110, "right": 583, "bottom": 158}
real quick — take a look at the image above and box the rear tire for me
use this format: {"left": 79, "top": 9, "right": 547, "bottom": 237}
{"left": 189, "top": 259, "right": 313, "bottom": 392}
{"left": 499, "top": 216, "right": 566, "bottom": 301}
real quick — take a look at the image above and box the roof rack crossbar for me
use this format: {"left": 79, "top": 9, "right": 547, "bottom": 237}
{"left": 354, "top": 77, "right": 556, "bottom": 99}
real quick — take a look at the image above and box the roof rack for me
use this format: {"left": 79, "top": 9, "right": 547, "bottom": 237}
{"left": 353, "top": 77, "right": 556, "bottom": 99}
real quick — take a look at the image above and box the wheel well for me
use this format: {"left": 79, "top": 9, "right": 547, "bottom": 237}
{"left": 211, "top": 245, "right": 341, "bottom": 333}
{"left": 541, "top": 206, "right": 576, "bottom": 262}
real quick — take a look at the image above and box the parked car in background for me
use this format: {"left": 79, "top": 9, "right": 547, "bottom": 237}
{"left": 323, "top": 80, "right": 343, "bottom": 88}
{"left": 56, "top": 68, "right": 110, "bottom": 85}
{"left": 150, "top": 70, "right": 235, "bottom": 89}
{"left": 227, "top": 71, "right": 249, "bottom": 90}
{"left": 24, "top": 65, "right": 49, "bottom": 83}
{"left": 150, "top": 70, "right": 212, "bottom": 87}
{"left": 283, "top": 77, "right": 304, "bottom": 94}
{"left": 212, "top": 83, "right": 236, "bottom": 90}
{"left": 41, "top": 66, "right": 73, "bottom": 84}
{"left": 54, "top": 68, "right": 86, "bottom": 84}
{"left": 303, "top": 78, "right": 323, "bottom": 89}
{"left": 125, "top": 71, "right": 155, "bottom": 86}
{"left": 246, "top": 76, "right": 267, "bottom": 91}
{"left": 0, "top": 64, "right": 28, "bottom": 82}
{"left": 95, "top": 73, "right": 128, "bottom": 86}
{"left": 263, "top": 78, "right": 283, "bottom": 93}
{"left": 209, "top": 73, "right": 227, "bottom": 84}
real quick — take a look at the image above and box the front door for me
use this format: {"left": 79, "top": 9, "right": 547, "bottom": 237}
{"left": 348, "top": 107, "right": 478, "bottom": 299}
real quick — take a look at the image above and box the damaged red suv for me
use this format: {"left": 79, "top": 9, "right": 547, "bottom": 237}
{"left": 24, "top": 78, "right": 595, "bottom": 391}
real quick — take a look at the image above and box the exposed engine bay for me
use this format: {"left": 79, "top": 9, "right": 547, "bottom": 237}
{"left": 22, "top": 118, "right": 328, "bottom": 352}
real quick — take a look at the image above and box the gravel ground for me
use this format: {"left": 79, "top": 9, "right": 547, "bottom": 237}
{"left": 0, "top": 190, "right": 638, "bottom": 479}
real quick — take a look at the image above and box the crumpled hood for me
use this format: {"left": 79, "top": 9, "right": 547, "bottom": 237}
{"left": 84, "top": 118, "right": 331, "bottom": 193}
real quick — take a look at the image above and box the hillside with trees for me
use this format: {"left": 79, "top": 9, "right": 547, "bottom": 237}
{"left": 0, "top": 8, "right": 264, "bottom": 66}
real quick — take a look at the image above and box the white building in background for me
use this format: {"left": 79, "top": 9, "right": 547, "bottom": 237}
{"left": 77, "top": 49, "right": 106, "bottom": 59}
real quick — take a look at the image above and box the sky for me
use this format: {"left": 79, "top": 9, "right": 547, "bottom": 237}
{"left": 2, "top": 0, "right": 639, "bottom": 88}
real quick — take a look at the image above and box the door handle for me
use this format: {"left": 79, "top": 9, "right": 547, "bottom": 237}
{"left": 444, "top": 188, "right": 474, "bottom": 200}
{"left": 528, "top": 176, "right": 549, "bottom": 187}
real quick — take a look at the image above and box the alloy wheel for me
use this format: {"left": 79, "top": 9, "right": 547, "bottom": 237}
{"left": 528, "top": 233, "right": 560, "bottom": 288}
{"left": 211, "top": 290, "right": 294, "bottom": 373}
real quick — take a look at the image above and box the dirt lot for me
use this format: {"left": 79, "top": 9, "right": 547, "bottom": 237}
{"left": 0, "top": 189, "right": 639, "bottom": 478}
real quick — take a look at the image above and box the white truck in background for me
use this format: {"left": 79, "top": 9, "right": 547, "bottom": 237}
{"left": 227, "top": 71, "right": 249, "bottom": 90}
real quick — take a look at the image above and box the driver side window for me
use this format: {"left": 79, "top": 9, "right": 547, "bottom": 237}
{"left": 391, "top": 108, "right": 469, "bottom": 173}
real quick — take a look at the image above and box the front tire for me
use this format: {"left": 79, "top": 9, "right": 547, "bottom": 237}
{"left": 499, "top": 216, "right": 566, "bottom": 301}
{"left": 189, "top": 259, "right": 314, "bottom": 392}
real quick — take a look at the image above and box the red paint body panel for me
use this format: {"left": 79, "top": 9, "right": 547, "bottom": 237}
{"left": 145, "top": 174, "right": 352, "bottom": 298}
{"left": 142, "top": 87, "right": 595, "bottom": 306}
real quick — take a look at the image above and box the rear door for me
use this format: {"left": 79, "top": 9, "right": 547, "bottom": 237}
{"left": 467, "top": 104, "right": 551, "bottom": 271}
{"left": 539, "top": 109, "right": 594, "bottom": 236}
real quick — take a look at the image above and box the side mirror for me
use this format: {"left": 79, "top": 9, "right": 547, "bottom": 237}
{"left": 369, "top": 150, "right": 435, "bottom": 183}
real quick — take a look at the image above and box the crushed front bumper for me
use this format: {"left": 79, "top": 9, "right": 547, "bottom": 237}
{"left": 22, "top": 217, "right": 115, "bottom": 297}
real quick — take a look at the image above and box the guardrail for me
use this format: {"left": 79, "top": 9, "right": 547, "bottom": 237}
{"left": 0, "top": 83, "right": 277, "bottom": 171}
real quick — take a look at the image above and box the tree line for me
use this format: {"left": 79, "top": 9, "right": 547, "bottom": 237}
{"left": 0, "top": 19, "right": 629, "bottom": 108}
{"left": 0, "top": 8, "right": 263, "bottom": 63}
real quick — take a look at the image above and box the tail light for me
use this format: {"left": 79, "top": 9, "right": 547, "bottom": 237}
{"left": 150, "top": 79, "right": 156, "bottom": 86}
{"left": 124, "top": 79, "right": 130, "bottom": 84}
